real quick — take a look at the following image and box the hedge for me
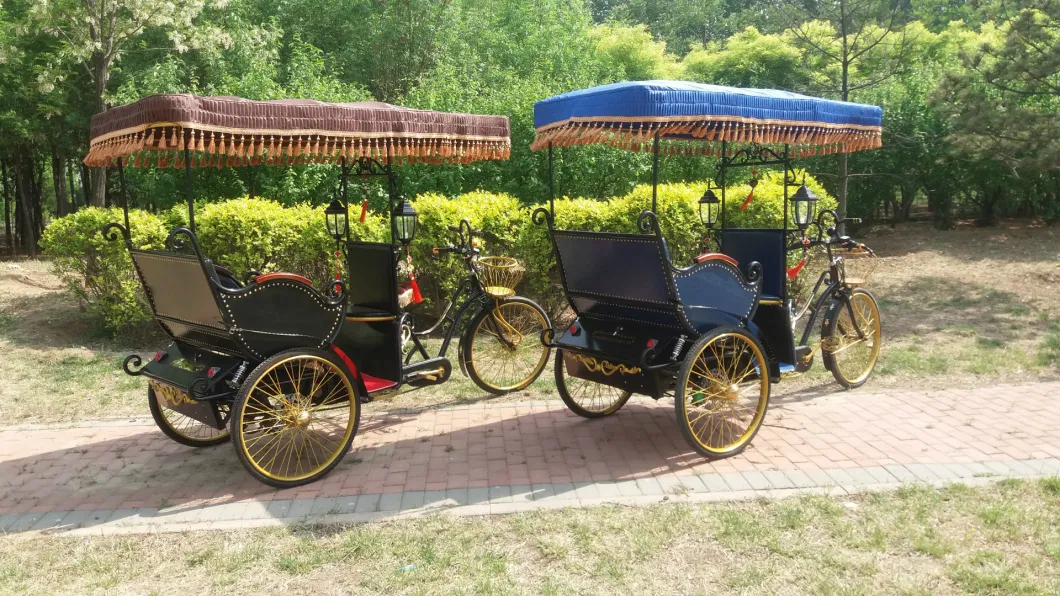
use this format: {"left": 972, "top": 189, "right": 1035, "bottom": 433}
{"left": 42, "top": 172, "right": 833, "bottom": 334}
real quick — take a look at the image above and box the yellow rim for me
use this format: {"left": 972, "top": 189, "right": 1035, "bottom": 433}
{"left": 681, "top": 332, "right": 769, "bottom": 454}
{"left": 468, "top": 301, "right": 550, "bottom": 392}
{"left": 151, "top": 384, "right": 230, "bottom": 443}
{"left": 826, "top": 292, "right": 882, "bottom": 385}
{"left": 559, "top": 352, "right": 631, "bottom": 414}
{"left": 237, "top": 355, "right": 356, "bottom": 482}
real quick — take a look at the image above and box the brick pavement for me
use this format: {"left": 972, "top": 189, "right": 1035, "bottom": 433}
{"left": 2, "top": 381, "right": 1059, "bottom": 535}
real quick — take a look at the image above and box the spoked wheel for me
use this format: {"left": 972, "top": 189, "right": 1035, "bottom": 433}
{"left": 676, "top": 327, "right": 770, "bottom": 459}
{"left": 148, "top": 385, "right": 231, "bottom": 447}
{"left": 462, "top": 297, "right": 551, "bottom": 394}
{"left": 822, "top": 288, "right": 882, "bottom": 389}
{"left": 555, "top": 350, "right": 632, "bottom": 418}
{"left": 230, "top": 348, "right": 361, "bottom": 488}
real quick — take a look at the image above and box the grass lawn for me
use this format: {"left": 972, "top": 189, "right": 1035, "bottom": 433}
{"left": 2, "top": 479, "right": 1059, "bottom": 594}
{"left": 0, "top": 220, "right": 1058, "bottom": 424}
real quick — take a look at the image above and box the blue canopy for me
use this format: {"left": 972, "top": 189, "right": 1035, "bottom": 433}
{"left": 532, "top": 81, "right": 883, "bottom": 156}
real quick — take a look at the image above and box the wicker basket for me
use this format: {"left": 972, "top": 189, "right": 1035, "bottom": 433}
{"left": 836, "top": 247, "right": 879, "bottom": 287}
{"left": 478, "top": 256, "right": 524, "bottom": 299}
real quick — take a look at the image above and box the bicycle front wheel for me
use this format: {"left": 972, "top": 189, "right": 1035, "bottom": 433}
{"left": 461, "top": 297, "right": 551, "bottom": 394}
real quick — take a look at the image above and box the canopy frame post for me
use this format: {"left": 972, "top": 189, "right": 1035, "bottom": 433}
{"left": 719, "top": 141, "right": 728, "bottom": 250}
{"left": 547, "top": 142, "right": 555, "bottom": 218}
{"left": 118, "top": 161, "right": 130, "bottom": 232}
{"left": 340, "top": 157, "right": 350, "bottom": 242}
{"left": 651, "top": 132, "right": 660, "bottom": 214}
{"left": 182, "top": 129, "right": 195, "bottom": 234}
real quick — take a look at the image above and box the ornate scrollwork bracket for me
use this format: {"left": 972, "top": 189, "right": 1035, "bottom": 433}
{"left": 328, "top": 279, "right": 348, "bottom": 307}
{"left": 531, "top": 207, "right": 554, "bottom": 231}
{"left": 165, "top": 227, "right": 208, "bottom": 260}
{"left": 122, "top": 354, "right": 146, "bottom": 376}
{"left": 571, "top": 354, "right": 642, "bottom": 376}
{"left": 746, "top": 261, "right": 764, "bottom": 285}
{"left": 101, "top": 222, "right": 133, "bottom": 251}
{"left": 637, "top": 210, "right": 663, "bottom": 237}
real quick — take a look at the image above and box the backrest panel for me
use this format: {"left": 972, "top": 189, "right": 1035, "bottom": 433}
{"left": 721, "top": 228, "right": 786, "bottom": 298}
{"left": 344, "top": 241, "right": 399, "bottom": 314}
{"left": 553, "top": 231, "right": 674, "bottom": 305}
{"left": 131, "top": 251, "right": 227, "bottom": 329}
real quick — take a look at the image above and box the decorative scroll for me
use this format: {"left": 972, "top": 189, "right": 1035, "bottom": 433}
{"left": 571, "top": 354, "right": 642, "bottom": 376}
{"left": 150, "top": 381, "right": 196, "bottom": 406}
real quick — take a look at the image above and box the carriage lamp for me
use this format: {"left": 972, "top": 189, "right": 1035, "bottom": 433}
{"left": 698, "top": 186, "right": 721, "bottom": 228}
{"left": 325, "top": 200, "right": 348, "bottom": 242}
{"left": 392, "top": 198, "right": 419, "bottom": 245}
{"left": 791, "top": 184, "right": 819, "bottom": 230}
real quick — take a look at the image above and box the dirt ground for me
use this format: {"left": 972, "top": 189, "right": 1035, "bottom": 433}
{"left": 0, "top": 219, "right": 1057, "bottom": 423}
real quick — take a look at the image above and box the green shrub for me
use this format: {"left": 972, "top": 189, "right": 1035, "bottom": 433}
{"left": 41, "top": 207, "right": 168, "bottom": 334}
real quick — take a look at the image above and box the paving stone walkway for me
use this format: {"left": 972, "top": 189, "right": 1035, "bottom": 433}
{"left": 2, "top": 381, "right": 1059, "bottom": 535}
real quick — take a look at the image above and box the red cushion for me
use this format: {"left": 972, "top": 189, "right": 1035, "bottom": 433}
{"left": 694, "top": 252, "right": 739, "bottom": 266}
{"left": 255, "top": 272, "right": 313, "bottom": 286}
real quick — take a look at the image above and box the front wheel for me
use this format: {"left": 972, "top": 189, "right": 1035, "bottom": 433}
{"left": 675, "top": 327, "right": 770, "bottom": 459}
{"left": 461, "top": 297, "right": 552, "bottom": 394}
{"left": 230, "top": 348, "right": 361, "bottom": 488}
{"left": 822, "top": 288, "right": 882, "bottom": 389}
{"left": 148, "top": 385, "right": 230, "bottom": 447}
{"left": 555, "top": 350, "right": 633, "bottom": 418}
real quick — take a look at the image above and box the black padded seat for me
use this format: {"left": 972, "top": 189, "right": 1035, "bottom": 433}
{"left": 721, "top": 228, "right": 787, "bottom": 300}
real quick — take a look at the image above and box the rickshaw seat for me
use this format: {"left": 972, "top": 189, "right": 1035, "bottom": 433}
{"left": 721, "top": 228, "right": 786, "bottom": 300}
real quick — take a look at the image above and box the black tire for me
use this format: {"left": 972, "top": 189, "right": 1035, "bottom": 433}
{"left": 675, "top": 326, "right": 770, "bottom": 459}
{"left": 461, "top": 297, "right": 552, "bottom": 395}
{"left": 821, "top": 288, "right": 882, "bottom": 389}
{"left": 230, "top": 348, "right": 361, "bottom": 489}
{"left": 555, "top": 350, "right": 633, "bottom": 418}
{"left": 148, "top": 386, "right": 230, "bottom": 447}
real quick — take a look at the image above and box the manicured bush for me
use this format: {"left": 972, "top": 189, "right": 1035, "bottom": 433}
{"left": 43, "top": 172, "right": 835, "bottom": 333}
{"left": 41, "top": 207, "right": 168, "bottom": 334}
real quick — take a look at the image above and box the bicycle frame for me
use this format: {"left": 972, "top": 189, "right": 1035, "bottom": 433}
{"left": 792, "top": 239, "right": 869, "bottom": 356}
{"left": 402, "top": 274, "right": 489, "bottom": 364}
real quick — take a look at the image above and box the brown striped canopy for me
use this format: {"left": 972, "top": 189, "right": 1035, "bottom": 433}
{"left": 85, "top": 94, "right": 511, "bottom": 168}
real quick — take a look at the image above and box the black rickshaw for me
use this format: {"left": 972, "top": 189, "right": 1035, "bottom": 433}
{"left": 91, "top": 94, "right": 551, "bottom": 487}
{"left": 533, "top": 81, "right": 884, "bottom": 458}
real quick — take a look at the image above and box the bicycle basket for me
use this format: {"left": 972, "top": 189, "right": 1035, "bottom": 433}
{"left": 478, "top": 256, "right": 524, "bottom": 299}
{"left": 836, "top": 247, "right": 879, "bottom": 287}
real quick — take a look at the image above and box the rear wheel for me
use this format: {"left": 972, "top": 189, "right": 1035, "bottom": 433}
{"left": 555, "top": 350, "right": 632, "bottom": 418}
{"left": 148, "top": 385, "right": 230, "bottom": 447}
{"left": 675, "top": 327, "right": 770, "bottom": 459}
{"left": 230, "top": 348, "right": 360, "bottom": 488}
{"left": 462, "top": 297, "right": 551, "bottom": 394}
{"left": 822, "top": 289, "right": 882, "bottom": 389}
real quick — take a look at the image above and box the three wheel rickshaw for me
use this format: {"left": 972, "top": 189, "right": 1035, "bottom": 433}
{"left": 90, "top": 95, "right": 551, "bottom": 487}
{"left": 93, "top": 81, "right": 884, "bottom": 488}
{"left": 531, "top": 81, "right": 884, "bottom": 458}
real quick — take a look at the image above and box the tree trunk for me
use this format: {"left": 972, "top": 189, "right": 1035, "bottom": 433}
{"left": 67, "top": 161, "right": 78, "bottom": 213}
{"left": 1, "top": 159, "right": 11, "bottom": 253}
{"left": 13, "top": 151, "right": 38, "bottom": 257}
{"left": 32, "top": 159, "right": 44, "bottom": 236}
{"left": 80, "top": 163, "right": 93, "bottom": 207}
{"left": 52, "top": 153, "right": 67, "bottom": 218}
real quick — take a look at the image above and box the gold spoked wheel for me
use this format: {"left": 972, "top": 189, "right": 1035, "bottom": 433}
{"left": 676, "top": 327, "right": 770, "bottom": 458}
{"left": 822, "top": 288, "right": 882, "bottom": 389}
{"left": 462, "top": 297, "right": 551, "bottom": 394}
{"left": 555, "top": 350, "right": 632, "bottom": 418}
{"left": 231, "top": 349, "right": 360, "bottom": 488}
{"left": 148, "top": 386, "right": 230, "bottom": 447}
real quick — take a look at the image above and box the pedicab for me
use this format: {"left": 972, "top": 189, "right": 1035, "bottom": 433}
{"left": 533, "top": 81, "right": 884, "bottom": 458}
{"left": 89, "top": 94, "right": 551, "bottom": 487}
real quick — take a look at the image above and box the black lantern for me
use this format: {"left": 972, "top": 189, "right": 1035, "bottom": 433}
{"left": 698, "top": 185, "right": 721, "bottom": 228}
{"left": 791, "top": 184, "right": 818, "bottom": 230}
{"left": 325, "top": 199, "right": 348, "bottom": 242}
{"left": 392, "top": 198, "right": 418, "bottom": 245}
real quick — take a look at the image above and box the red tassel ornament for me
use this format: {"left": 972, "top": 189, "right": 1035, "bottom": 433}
{"left": 740, "top": 169, "right": 759, "bottom": 211}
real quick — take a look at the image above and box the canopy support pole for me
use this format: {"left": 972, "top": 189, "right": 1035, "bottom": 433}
{"left": 387, "top": 155, "right": 396, "bottom": 245}
{"left": 547, "top": 142, "right": 555, "bottom": 217}
{"left": 719, "top": 140, "right": 727, "bottom": 251}
{"left": 182, "top": 130, "right": 195, "bottom": 234}
{"left": 782, "top": 144, "right": 791, "bottom": 300}
{"left": 118, "top": 161, "right": 130, "bottom": 232}
{"left": 341, "top": 157, "right": 350, "bottom": 242}
{"left": 651, "top": 132, "right": 660, "bottom": 213}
